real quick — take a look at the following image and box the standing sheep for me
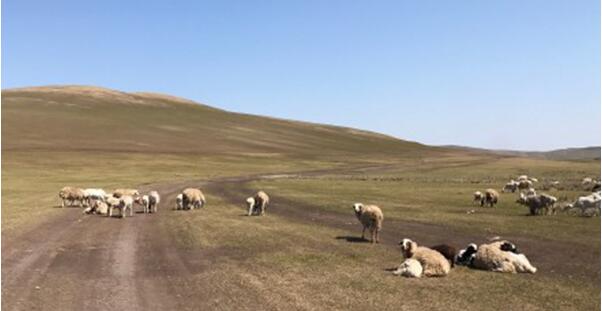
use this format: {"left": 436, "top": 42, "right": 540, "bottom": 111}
{"left": 58, "top": 186, "right": 86, "bottom": 208}
{"left": 399, "top": 239, "right": 450, "bottom": 277}
{"left": 473, "top": 191, "right": 484, "bottom": 205}
{"left": 83, "top": 188, "right": 107, "bottom": 206}
{"left": 182, "top": 188, "right": 206, "bottom": 210}
{"left": 481, "top": 189, "right": 499, "bottom": 207}
{"left": 352, "top": 203, "right": 384, "bottom": 244}
{"left": 148, "top": 191, "right": 160, "bottom": 213}
{"left": 246, "top": 191, "right": 270, "bottom": 216}
{"left": 472, "top": 240, "right": 537, "bottom": 273}
{"left": 175, "top": 194, "right": 184, "bottom": 210}
{"left": 502, "top": 181, "right": 519, "bottom": 193}
{"left": 108, "top": 196, "right": 134, "bottom": 218}
{"left": 113, "top": 188, "right": 140, "bottom": 198}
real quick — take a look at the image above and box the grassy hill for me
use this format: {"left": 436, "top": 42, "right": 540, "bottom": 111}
{"left": 2, "top": 85, "right": 443, "bottom": 160}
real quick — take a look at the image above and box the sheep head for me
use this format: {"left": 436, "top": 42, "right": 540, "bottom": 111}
{"left": 246, "top": 197, "right": 255, "bottom": 207}
{"left": 353, "top": 203, "right": 364, "bottom": 215}
{"left": 399, "top": 238, "right": 417, "bottom": 259}
{"left": 500, "top": 241, "right": 518, "bottom": 253}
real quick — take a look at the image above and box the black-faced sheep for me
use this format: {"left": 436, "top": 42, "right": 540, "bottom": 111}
{"left": 182, "top": 188, "right": 206, "bottom": 210}
{"left": 481, "top": 189, "right": 499, "bottom": 207}
{"left": 353, "top": 203, "right": 383, "bottom": 244}
{"left": 59, "top": 186, "right": 86, "bottom": 208}
{"left": 455, "top": 243, "right": 478, "bottom": 266}
{"left": 246, "top": 191, "right": 270, "bottom": 216}
{"left": 472, "top": 240, "right": 537, "bottom": 273}
{"left": 430, "top": 244, "right": 457, "bottom": 268}
{"left": 399, "top": 238, "right": 450, "bottom": 277}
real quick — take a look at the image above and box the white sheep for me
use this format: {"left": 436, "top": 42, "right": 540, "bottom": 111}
{"left": 392, "top": 258, "right": 423, "bottom": 278}
{"left": 148, "top": 191, "right": 160, "bottom": 213}
{"left": 473, "top": 191, "right": 484, "bottom": 205}
{"left": 58, "top": 186, "right": 86, "bottom": 207}
{"left": 182, "top": 188, "right": 206, "bottom": 210}
{"left": 246, "top": 191, "right": 270, "bottom": 216}
{"left": 567, "top": 193, "right": 601, "bottom": 216}
{"left": 113, "top": 188, "right": 140, "bottom": 198}
{"left": 108, "top": 195, "right": 134, "bottom": 218}
{"left": 175, "top": 194, "right": 184, "bottom": 210}
{"left": 502, "top": 180, "right": 519, "bottom": 193}
{"left": 481, "top": 189, "right": 499, "bottom": 207}
{"left": 399, "top": 238, "right": 450, "bottom": 277}
{"left": 472, "top": 240, "right": 537, "bottom": 273}
{"left": 352, "top": 203, "right": 384, "bottom": 244}
{"left": 83, "top": 188, "right": 107, "bottom": 205}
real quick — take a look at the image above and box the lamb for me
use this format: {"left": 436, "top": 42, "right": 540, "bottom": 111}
{"left": 455, "top": 243, "right": 478, "bottom": 266}
{"left": 108, "top": 195, "right": 134, "bottom": 218}
{"left": 481, "top": 189, "right": 499, "bottom": 207}
{"left": 502, "top": 180, "right": 519, "bottom": 193}
{"left": 392, "top": 258, "right": 423, "bottom": 278}
{"left": 58, "top": 186, "right": 86, "bottom": 207}
{"left": 473, "top": 191, "right": 484, "bottom": 204}
{"left": 135, "top": 195, "right": 150, "bottom": 213}
{"left": 430, "top": 244, "right": 457, "bottom": 268}
{"left": 246, "top": 191, "right": 270, "bottom": 216}
{"left": 352, "top": 203, "right": 384, "bottom": 244}
{"left": 472, "top": 240, "right": 537, "bottom": 273}
{"left": 182, "top": 188, "right": 206, "bottom": 210}
{"left": 399, "top": 238, "right": 450, "bottom": 277}
{"left": 113, "top": 188, "right": 140, "bottom": 198}
{"left": 175, "top": 194, "right": 184, "bottom": 210}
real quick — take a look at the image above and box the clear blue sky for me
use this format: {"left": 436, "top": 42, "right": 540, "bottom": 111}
{"left": 2, "top": 0, "right": 600, "bottom": 151}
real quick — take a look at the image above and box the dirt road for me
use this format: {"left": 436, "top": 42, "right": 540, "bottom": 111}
{"left": 2, "top": 167, "right": 600, "bottom": 310}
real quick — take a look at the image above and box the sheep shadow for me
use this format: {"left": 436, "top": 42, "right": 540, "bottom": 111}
{"left": 335, "top": 236, "right": 369, "bottom": 243}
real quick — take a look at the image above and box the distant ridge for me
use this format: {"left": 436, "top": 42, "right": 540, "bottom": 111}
{"left": 443, "top": 145, "right": 601, "bottom": 161}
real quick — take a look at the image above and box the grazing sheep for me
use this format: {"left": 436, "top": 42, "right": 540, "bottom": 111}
{"left": 392, "top": 258, "right": 423, "bottom": 278}
{"left": 135, "top": 195, "right": 150, "bottom": 213}
{"left": 108, "top": 195, "right": 134, "bottom": 218}
{"left": 246, "top": 191, "right": 270, "bottom": 216}
{"left": 517, "top": 193, "right": 556, "bottom": 215}
{"left": 352, "top": 203, "right": 384, "bottom": 244}
{"left": 399, "top": 239, "right": 450, "bottom": 277}
{"left": 567, "top": 193, "right": 601, "bottom": 216}
{"left": 148, "top": 191, "right": 160, "bottom": 213}
{"left": 182, "top": 188, "right": 206, "bottom": 210}
{"left": 481, "top": 189, "right": 499, "bottom": 207}
{"left": 472, "top": 240, "right": 537, "bottom": 273}
{"left": 517, "top": 180, "right": 533, "bottom": 191}
{"left": 113, "top": 188, "right": 140, "bottom": 198}
{"left": 473, "top": 191, "right": 484, "bottom": 204}
{"left": 455, "top": 243, "right": 478, "bottom": 266}
{"left": 58, "top": 186, "right": 86, "bottom": 207}
{"left": 430, "top": 244, "right": 457, "bottom": 268}
{"left": 502, "top": 180, "right": 519, "bottom": 193}
{"left": 175, "top": 194, "right": 184, "bottom": 210}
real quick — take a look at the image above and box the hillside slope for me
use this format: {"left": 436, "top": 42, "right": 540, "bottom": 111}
{"left": 2, "top": 85, "right": 442, "bottom": 159}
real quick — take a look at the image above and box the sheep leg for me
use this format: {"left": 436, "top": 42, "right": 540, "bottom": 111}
{"left": 61, "top": 199, "right": 65, "bottom": 208}
{"left": 260, "top": 203, "right": 266, "bottom": 216}
{"left": 361, "top": 227, "right": 366, "bottom": 240}
{"left": 109, "top": 206, "right": 113, "bottom": 217}
{"left": 130, "top": 205, "right": 133, "bottom": 217}
{"left": 375, "top": 229, "right": 380, "bottom": 244}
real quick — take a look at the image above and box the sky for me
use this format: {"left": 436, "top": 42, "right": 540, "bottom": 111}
{"left": 2, "top": 0, "right": 600, "bottom": 151}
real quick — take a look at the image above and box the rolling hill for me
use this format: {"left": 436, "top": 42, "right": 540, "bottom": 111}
{"left": 2, "top": 85, "right": 443, "bottom": 160}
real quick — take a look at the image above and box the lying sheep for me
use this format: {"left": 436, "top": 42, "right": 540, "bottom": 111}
{"left": 352, "top": 203, "right": 384, "bottom": 244}
{"left": 182, "top": 188, "right": 206, "bottom": 210}
{"left": 473, "top": 191, "right": 484, "bottom": 204}
{"left": 113, "top": 188, "right": 140, "bottom": 198}
{"left": 246, "top": 191, "right": 270, "bottom": 216}
{"left": 472, "top": 240, "right": 537, "bottom": 273}
{"left": 481, "top": 189, "right": 499, "bottom": 207}
{"left": 455, "top": 243, "right": 478, "bottom": 266}
{"left": 59, "top": 186, "right": 86, "bottom": 208}
{"left": 175, "top": 194, "right": 184, "bottom": 210}
{"left": 392, "top": 258, "right": 423, "bottom": 278}
{"left": 108, "top": 196, "right": 134, "bottom": 218}
{"left": 430, "top": 244, "right": 457, "bottom": 268}
{"left": 83, "top": 199, "right": 108, "bottom": 215}
{"left": 399, "top": 238, "right": 450, "bottom": 277}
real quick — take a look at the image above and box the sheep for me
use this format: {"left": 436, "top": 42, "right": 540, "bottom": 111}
{"left": 108, "top": 195, "right": 134, "bottom": 218}
{"left": 399, "top": 238, "right": 450, "bottom": 277}
{"left": 473, "top": 191, "right": 484, "bottom": 204}
{"left": 480, "top": 189, "right": 499, "bottom": 207}
{"left": 175, "top": 194, "right": 184, "bottom": 210}
{"left": 502, "top": 180, "right": 519, "bottom": 193}
{"left": 58, "top": 186, "right": 86, "bottom": 207}
{"left": 517, "top": 175, "right": 529, "bottom": 181}
{"left": 135, "top": 195, "right": 150, "bottom": 213}
{"left": 567, "top": 193, "right": 601, "bottom": 216}
{"left": 352, "top": 203, "right": 384, "bottom": 244}
{"left": 430, "top": 244, "right": 457, "bottom": 268}
{"left": 113, "top": 188, "right": 140, "bottom": 198}
{"left": 84, "top": 200, "right": 109, "bottom": 215}
{"left": 528, "top": 177, "right": 539, "bottom": 183}
{"left": 182, "top": 188, "right": 206, "bottom": 210}
{"left": 392, "top": 258, "right": 423, "bottom": 278}
{"left": 455, "top": 243, "right": 478, "bottom": 266}
{"left": 517, "top": 180, "right": 533, "bottom": 191}
{"left": 148, "top": 191, "right": 160, "bottom": 213}
{"left": 246, "top": 191, "right": 270, "bottom": 216}
{"left": 526, "top": 188, "right": 537, "bottom": 196}
{"left": 516, "top": 193, "right": 556, "bottom": 215}
{"left": 83, "top": 188, "right": 107, "bottom": 205}
{"left": 472, "top": 240, "right": 537, "bottom": 273}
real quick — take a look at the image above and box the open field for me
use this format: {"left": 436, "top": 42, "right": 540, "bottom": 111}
{"left": 2, "top": 86, "right": 600, "bottom": 310}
